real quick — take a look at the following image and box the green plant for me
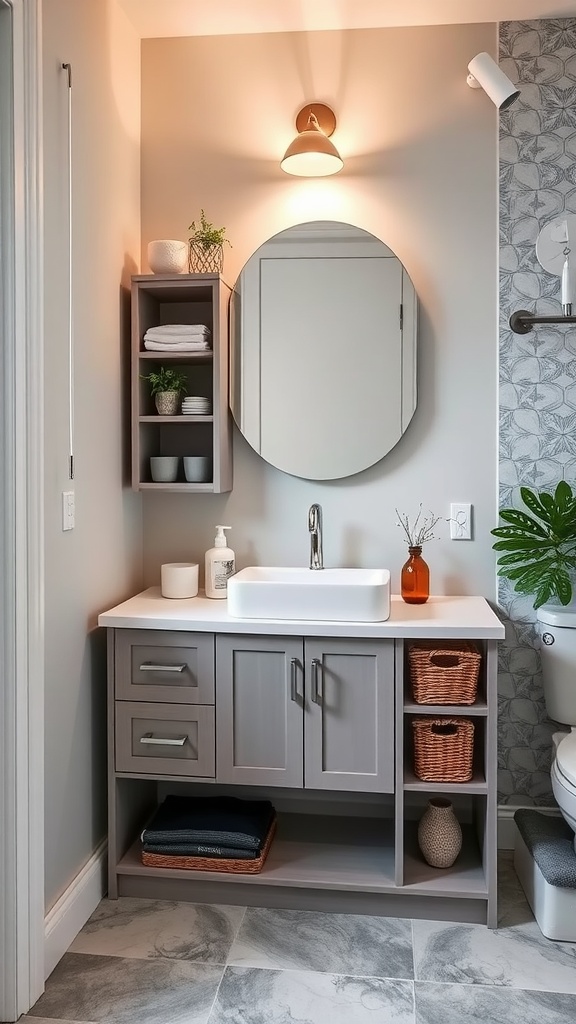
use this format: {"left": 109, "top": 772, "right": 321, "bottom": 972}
{"left": 140, "top": 366, "right": 187, "bottom": 396}
{"left": 396, "top": 505, "right": 441, "bottom": 547}
{"left": 491, "top": 481, "right": 576, "bottom": 608}
{"left": 188, "top": 210, "right": 231, "bottom": 251}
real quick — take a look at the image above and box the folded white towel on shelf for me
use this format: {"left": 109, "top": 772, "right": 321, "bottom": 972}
{"left": 145, "top": 324, "right": 210, "bottom": 338}
{"left": 144, "top": 335, "right": 211, "bottom": 347}
{"left": 144, "top": 340, "right": 212, "bottom": 351}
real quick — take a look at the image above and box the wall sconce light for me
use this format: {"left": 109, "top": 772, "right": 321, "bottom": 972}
{"left": 280, "top": 103, "right": 343, "bottom": 177}
{"left": 467, "top": 52, "right": 520, "bottom": 110}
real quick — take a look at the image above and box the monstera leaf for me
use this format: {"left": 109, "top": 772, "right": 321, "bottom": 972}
{"left": 491, "top": 481, "right": 576, "bottom": 609}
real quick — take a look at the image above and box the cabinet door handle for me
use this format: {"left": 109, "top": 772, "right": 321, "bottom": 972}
{"left": 311, "top": 658, "right": 322, "bottom": 704}
{"left": 139, "top": 733, "right": 187, "bottom": 746}
{"left": 289, "top": 657, "right": 299, "bottom": 702}
{"left": 139, "top": 662, "right": 186, "bottom": 673}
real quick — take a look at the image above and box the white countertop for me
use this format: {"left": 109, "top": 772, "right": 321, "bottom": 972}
{"left": 98, "top": 588, "right": 505, "bottom": 639}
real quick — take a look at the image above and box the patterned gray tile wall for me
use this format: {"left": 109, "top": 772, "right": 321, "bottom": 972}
{"left": 499, "top": 19, "right": 576, "bottom": 804}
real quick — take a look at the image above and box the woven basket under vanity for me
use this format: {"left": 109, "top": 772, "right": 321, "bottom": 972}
{"left": 412, "top": 717, "right": 475, "bottom": 782}
{"left": 408, "top": 640, "right": 481, "bottom": 705}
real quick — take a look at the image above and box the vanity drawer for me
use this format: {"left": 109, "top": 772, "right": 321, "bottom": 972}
{"left": 115, "top": 701, "right": 215, "bottom": 777}
{"left": 115, "top": 630, "right": 214, "bottom": 704}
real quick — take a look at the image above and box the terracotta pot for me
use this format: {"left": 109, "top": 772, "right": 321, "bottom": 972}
{"left": 417, "top": 797, "right": 462, "bottom": 868}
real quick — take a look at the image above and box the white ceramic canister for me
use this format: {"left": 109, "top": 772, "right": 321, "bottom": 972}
{"left": 160, "top": 562, "right": 199, "bottom": 599}
{"left": 147, "top": 239, "right": 188, "bottom": 274}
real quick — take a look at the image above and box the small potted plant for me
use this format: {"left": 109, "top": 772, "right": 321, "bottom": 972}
{"left": 141, "top": 366, "right": 187, "bottom": 416}
{"left": 492, "top": 481, "right": 576, "bottom": 608}
{"left": 188, "top": 210, "right": 231, "bottom": 274}
{"left": 396, "top": 505, "right": 441, "bottom": 605}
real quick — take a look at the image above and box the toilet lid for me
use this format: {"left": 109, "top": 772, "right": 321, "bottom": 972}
{"left": 556, "top": 733, "right": 576, "bottom": 788}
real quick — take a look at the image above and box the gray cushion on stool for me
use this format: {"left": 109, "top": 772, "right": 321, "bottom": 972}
{"left": 514, "top": 808, "right": 576, "bottom": 888}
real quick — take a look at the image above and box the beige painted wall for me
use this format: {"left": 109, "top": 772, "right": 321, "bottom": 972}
{"left": 140, "top": 24, "right": 499, "bottom": 596}
{"left": 43, "top": 0, "right": 142, "bottom": 910}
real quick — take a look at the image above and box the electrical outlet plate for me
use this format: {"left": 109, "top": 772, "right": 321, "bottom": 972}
{"left": 62, "top": 490, "right": 75, "bottom": 531}
{"left": 450, "top": 502, "right": 472, "bottom": 540}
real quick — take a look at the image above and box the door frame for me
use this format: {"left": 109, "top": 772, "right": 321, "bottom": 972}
{"left": 0, "top": 0, "right": 45, "bottom": 1018}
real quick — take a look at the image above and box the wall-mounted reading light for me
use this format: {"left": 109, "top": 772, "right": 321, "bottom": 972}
{"left": 467, "top": 52, "right": 520, "bottom": 110}
{"left": 281, "top": 103, "right": 343, "bottom": 177}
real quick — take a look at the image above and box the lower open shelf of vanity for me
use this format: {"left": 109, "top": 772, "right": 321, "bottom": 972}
{"left": 113, "top": 811, "right": 489, "bottom": 921}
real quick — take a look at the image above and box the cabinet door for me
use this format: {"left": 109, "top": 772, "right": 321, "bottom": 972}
{"left": 216, "top": 635, "right": 304, "bottom": 787}
{"left": 304, "top": 638, "right": 394, "bottom": 793}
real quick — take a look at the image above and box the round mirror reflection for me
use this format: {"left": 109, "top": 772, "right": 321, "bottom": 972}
{"left": 230, "top": 221, "right": 418, "bottom": 480}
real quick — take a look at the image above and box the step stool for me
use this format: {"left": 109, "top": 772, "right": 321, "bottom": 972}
{"left": 514, "top": 808, "right": 576, "bottom": 941}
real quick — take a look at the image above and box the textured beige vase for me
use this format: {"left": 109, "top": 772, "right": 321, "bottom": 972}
{"left": 418, "top": 798, "right": 462, "bottom": 868}
{"left": 155, "top": 390, "right": 180, "bottom": 416}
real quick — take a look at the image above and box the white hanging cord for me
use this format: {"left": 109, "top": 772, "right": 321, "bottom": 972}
{"left": 62, "top": 62, "right": 74, "bottom": 479}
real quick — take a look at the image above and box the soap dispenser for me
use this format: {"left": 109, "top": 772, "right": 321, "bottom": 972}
{"left": 205, "top": 526, "right": 235, "bottom": 599}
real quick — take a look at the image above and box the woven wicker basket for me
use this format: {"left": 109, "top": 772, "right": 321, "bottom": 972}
{"left": 141, "top": 817, "right": 276, "bottom": 874}
{"left": 408, "top": 641, "right": 481, "bottom": 705}
{"left": 412, "top": 717, "right": 475, "bottom": 782}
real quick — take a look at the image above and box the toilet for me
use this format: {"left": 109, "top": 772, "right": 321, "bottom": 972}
{"left": 537, "top": 602, "right": 576, "bottom": 848}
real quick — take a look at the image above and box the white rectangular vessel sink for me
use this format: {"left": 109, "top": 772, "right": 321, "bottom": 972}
{"left": 227, "top": 566, "right": 391, "bottom": 622}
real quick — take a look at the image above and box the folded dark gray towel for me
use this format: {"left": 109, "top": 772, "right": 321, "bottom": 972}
{"left": 141, "top": 795, "right": 275, "bottom": 851}
{"left": 142, "top": 842, "right": 258, "bottom": 860}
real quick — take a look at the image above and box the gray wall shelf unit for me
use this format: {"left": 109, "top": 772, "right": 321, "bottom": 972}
{"left": 106, "top": 623, "right": 499, "bottom": 927}
{"left": 131, "top": 273, "right": 232, "bottom": 492}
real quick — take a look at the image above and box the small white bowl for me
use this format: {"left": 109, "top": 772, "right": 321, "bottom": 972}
{"left": 147, "top": 239, "right": 188, "bottom": 274}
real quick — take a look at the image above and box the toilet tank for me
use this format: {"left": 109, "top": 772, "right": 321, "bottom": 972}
{"left": 537, "top": 604, "right": 576, "bottom": 725}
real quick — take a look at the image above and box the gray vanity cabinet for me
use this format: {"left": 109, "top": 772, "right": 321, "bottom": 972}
{"left": 304, "top": 638, "right": 394, "bottom": 793}
{"left": 215, "top": 635, "right": 304, "bottom": 787}
{"left": 215, "top": 634, "right": 394, "bottom": 793}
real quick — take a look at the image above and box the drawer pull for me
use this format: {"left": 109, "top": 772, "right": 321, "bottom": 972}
{"left": 139, "top": 663, "right": 186, "bottom": 673}
{"left": 139, "top": 733, "right": 187, "bottom": 746}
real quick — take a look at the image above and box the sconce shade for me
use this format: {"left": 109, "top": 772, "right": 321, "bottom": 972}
{"left": 467, "top": 52, "right": 520, "bottom": 110}
{"left": 281, "top": 103, "right": 343, "bottom": 177}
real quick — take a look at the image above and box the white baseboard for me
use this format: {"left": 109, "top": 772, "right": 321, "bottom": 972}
{"left": 44, "top": 840, "right": 107, "bottom": 979}
{"left": 498, "top": 804, "right": 560, "bottom": 850}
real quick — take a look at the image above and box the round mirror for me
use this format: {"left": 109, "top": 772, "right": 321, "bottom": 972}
{"left": 230, "top": 221, "right": 418, "bottom": 480}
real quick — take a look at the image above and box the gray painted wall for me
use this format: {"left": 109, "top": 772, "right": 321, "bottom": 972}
{"left": 140, "top": 23, "right": 499, "bottom": 607}
{"left": 498, "top": 18, "right": 576, "bottom": 806}
{"left": 43, "top": 0, "right": 143, "bottom": 910}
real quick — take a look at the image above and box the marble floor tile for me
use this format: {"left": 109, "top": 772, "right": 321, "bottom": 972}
{"left": 415, "top": 980, "right": 576, "bottom": 1024}
{"left": 208, "top": 966, "right": 415, "bottom": 1024}
{"left": 70, "top": 897, "right": 245, "bottom": 963}
{"left": 20, "top": 1018, "right": 96, "bottom": 1023}
{"left": 412, "top": 913, "right": 576, "bottom": 992}
{"left": 28, "top": 952, "right": 223, "bottom": 1024}
{"left": 227, "top": 906, "right": 414, "bottom": 978}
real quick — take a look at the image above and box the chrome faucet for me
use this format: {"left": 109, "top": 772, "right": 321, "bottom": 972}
{"left": 308, "top": 503, "right": 323, "bottom": 570}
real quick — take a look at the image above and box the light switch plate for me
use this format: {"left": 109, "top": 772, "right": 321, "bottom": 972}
{"left": 450, "top": 502, "right": 472, "bottom": 540}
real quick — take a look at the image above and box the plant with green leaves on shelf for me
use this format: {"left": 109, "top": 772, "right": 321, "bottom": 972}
{"left": 141, "top": 366, "right": 187, "bottom": 416}
{"left": 188, "top": 210, "right": 231, "bottom": 274}
{"left": 141, "top": 366, "right": 188, "bottom": 396}
{"left": 188, "top": 210, "right": 231, "bottom": 251}
{"left": 491, "top": 481, "right": 576, "bottom": 608}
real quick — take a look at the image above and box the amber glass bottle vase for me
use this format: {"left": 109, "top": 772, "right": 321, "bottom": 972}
{"left": 401, "top": 545, "right": 429, "bottom": 604}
